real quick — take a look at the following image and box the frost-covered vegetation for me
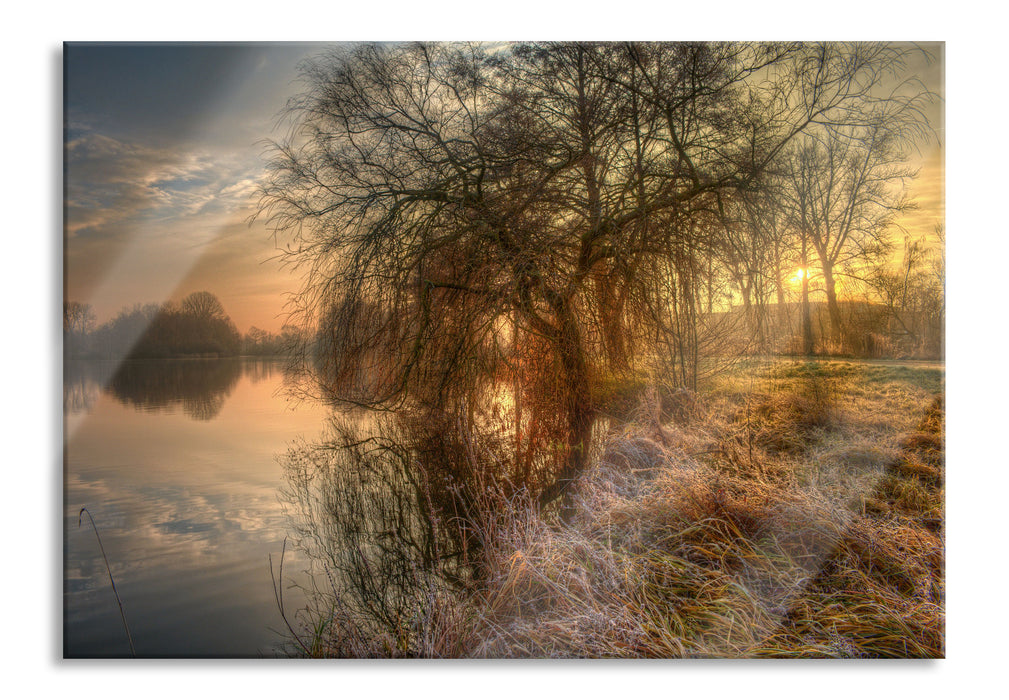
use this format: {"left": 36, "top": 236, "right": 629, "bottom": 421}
{"left": 278, "top": 361, "right": 943, "bottom": 658}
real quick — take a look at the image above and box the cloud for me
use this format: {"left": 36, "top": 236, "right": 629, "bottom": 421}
{"left": 218, "top": 176, "right": 261, "bottom": 201}
{"left": 65, "top": 132, "right": 218, "bottom": 237}
{"left": 64, "top": 129, "right": 294, "bottom": 333}
{"left": 62, "top": 45, "right": 330, "bottom": 332}
{"left": 66, "top": 127, "right": 271, "bottom": 229}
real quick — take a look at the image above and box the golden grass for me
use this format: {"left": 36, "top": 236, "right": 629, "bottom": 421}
{"left": 289, "top": 360, "right": 944, "bottom": 658}
{"left": 460, "top": 361, "right": 944, "bottom": 658}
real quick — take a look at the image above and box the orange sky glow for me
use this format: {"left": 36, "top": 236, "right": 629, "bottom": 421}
{"left": 64, "top": 42, "right": 944, "bottom": 335}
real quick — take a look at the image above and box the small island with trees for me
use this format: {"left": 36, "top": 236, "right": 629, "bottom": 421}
{"left": 64, "top": 291, "right": 302, "bottom": 360}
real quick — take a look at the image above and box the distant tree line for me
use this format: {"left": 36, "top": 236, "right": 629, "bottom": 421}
{"left": 241, "top": 324, "right": 305, "bottom": 356}
{"left": 63, "top": 291, "right": 299, "bottom": 360}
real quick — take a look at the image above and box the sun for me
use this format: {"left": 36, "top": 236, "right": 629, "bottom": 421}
{"left": 789, "top": 268, "right": 808, "bottom": 285}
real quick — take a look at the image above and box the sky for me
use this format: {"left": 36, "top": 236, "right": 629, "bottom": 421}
{"left": 64, "top": 41, "right": 944, "bottom": 335}
{"left": 65, "top": 43, "right": 328, "bottom": 333}
{"left": 892, "top": 43, "right": 945, "bottom": 245}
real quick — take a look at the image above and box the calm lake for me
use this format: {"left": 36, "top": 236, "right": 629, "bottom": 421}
{"left": 63, "top": 358, "right": 331, "bottom": 658}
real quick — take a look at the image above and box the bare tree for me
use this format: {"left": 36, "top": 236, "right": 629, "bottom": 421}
{"left": 781, "top": 86, "right": 933, "bottom": 344}
{"left": 64, "top": 301, "right": 95, "bottom": 336}
{"left": 180, "top": 291, "right": 228, "bottom": 320}
{"left": 64, "top": 301, "right": 96, "bottom": 357}
{"left": 258, "top": 41, "right": 932, "bottom": 506}
{"left": 865, "top": 223, "right": 945, "bottom": 356}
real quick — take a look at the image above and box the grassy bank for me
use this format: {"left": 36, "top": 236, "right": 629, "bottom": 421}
{"left": 294, "top": 360, "right": 944, "bottom": 658}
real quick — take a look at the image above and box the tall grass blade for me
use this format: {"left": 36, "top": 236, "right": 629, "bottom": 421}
{"left": 78, "top": 506, "right": 136, "bottom": 657}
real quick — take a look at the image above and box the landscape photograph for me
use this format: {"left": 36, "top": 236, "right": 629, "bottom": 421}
{"left": 63, "top": 40, "right": 944, "bottom": 659}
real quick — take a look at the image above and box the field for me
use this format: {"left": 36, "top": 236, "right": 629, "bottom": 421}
{"left": 289, "top": 359, "right": 944, "bottom": 658}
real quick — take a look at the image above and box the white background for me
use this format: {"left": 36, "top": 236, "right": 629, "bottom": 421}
{"left": 4, "top": 3, "right": 999, "bottom": 697}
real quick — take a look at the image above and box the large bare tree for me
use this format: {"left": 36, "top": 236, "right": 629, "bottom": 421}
{"left": 258, "top": 41, "right": 930, "bottom": 505}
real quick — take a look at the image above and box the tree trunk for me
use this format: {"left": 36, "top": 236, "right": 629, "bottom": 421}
{"left": 822, "top": 262, "right": 843, "bottom": 344}
{"left": 597, "top": 271, "right": 629, "bottom": 372}
{"left": 774, "top": 268, "right": 787, "bottom": 349}
{"left": 538, "top": 297, "right": 594, "bottom": 517}
{"left": 801, "top": 243, "right": 814, "bottom": 356}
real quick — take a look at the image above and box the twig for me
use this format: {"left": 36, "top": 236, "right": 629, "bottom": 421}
{"left": 78, "top": 506, "right": 136, "bottom": 657}
{"left": 270, "top": 537, "right": 313, "bottom": 656}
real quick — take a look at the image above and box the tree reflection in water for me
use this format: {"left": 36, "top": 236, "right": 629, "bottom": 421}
{"left": 277, "top": 401, "right": 529, "bottom": 657}
{"left": 65, "top": 358, "right": 288, "bottom": 422}
{"left": 64, "top": 360, "right": 107, "bottom": 415}
{"left": 107, "top": 359, "right": 243, "bottom": 421}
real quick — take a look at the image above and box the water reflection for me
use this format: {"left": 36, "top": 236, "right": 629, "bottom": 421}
{"left": 64, "top": 359, "right": 110, "bottom": 415}
{"left": 64, "top": 357, "right": 327, "bottom": 658}
{"left": 67, "top": 356, "right": 519, "bottom": 656}
{"left": 276, "top": 400, "right": 533, "bottom": 656}
{"left": 65, "top": 357, "right": 287, "bottom": 421}
{"left": 280, "top": 414, "right": 462, "bottom": 653}
{"left": 107, "top": 358, "right": 242, "bottom": 420}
